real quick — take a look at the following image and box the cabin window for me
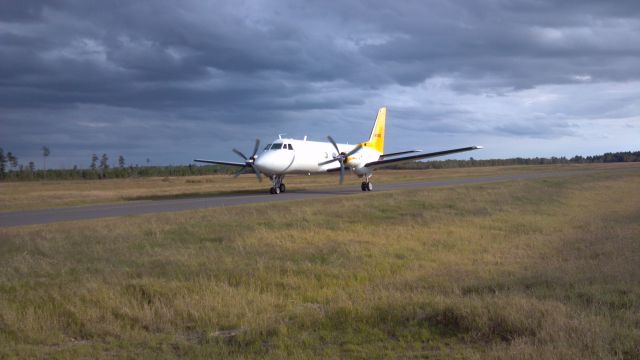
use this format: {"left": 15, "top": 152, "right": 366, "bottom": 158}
{"left": 271, "top": 143, "right": 283, "bottom": 150}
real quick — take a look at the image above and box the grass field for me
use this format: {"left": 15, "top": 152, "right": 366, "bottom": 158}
{"left": 1, "top": 165, "right": 639, "bottom": 358}
{"left": 0, "top": 163, "right": 630, "bottom": 212}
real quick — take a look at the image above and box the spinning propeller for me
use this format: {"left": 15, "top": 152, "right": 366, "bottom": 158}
{"left": 318, "top": 135, "right": 362, "bottom": 184}
{"left": 232, "top": 139, "right": 263, "bottom": 182}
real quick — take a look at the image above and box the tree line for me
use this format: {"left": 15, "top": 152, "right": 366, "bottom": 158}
{"left": 384, "top": 151, "right": 640, "bottom": 170}
{"left": 0, "top": 147, "right": 638, "bottom": 181}
{"left": 0, "top": 147, "right": 237, "bottom": 181}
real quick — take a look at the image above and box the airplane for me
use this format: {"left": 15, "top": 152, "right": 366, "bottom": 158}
{"left": 194, "top": 107, "right": 482, "bottom": 194}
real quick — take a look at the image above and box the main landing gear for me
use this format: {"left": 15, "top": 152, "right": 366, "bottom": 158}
{"left": 360, "top": 174, "right": 373, "bottom": 192}
{"left": 269, "top": 175, "right": 286, "bottom": 194}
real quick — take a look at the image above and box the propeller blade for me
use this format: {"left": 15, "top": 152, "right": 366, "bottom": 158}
{"left": 251, "top": 138, "right": 260, "bottom": 158}
{"left": 339, "top": 159, "right": 345, "bottom": 184}
{"left": 233, "top": 148, "right": 248, "bottom": 160}
{"left": 345, "top": 144, "right": 363, "bottom": 157}
{"left": 327, "top": 135, "right": 340, "bottom": 154}
{"left": 234, "top": 166, "right": 248, "bottom": 178}
{"left": 251, "top": 165, "right": 263, "bottom": 182}
{"left": 318, "top": 158, "right": 339, "bottom": 166}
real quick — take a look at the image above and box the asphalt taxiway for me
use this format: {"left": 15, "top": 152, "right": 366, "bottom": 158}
{"left": 0, "top": 168, "right": 633, "bottom": 228}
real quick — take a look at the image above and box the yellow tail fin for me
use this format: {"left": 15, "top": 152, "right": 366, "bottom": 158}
{"left": 365, "top": 107, "right": 386, "bottom": 153}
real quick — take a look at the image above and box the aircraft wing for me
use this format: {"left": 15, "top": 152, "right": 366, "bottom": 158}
{"left": 379, "top": 150, "right": 422, "bottom": 159}
{"left": 364, "top": 146, "right": 483, "bottom": 169}
{"left": 326, "top": 165, "right": 349, "bottom": 172}
{"left": 193, "top": 159, "right": 246, "bottom": 167}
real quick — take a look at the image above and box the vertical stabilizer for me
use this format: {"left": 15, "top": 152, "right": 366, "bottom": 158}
{"left": 365, "top": 107, "right": 386, "bottom": 153}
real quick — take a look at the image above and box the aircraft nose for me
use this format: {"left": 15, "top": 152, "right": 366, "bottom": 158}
{"left": 253, "top": 153, "right": 274, "bottom": 173}
{"left": 254, "top": 149, "right": 294, "bottom": 174}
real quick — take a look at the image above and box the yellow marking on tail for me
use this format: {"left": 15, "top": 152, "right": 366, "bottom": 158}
{"left": 363, "top": 107, "right": 386, "bottom": 153}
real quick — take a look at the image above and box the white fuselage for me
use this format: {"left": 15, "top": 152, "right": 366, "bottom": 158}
{"left": 253, "top": 138, "right": 380, "bottom": 176}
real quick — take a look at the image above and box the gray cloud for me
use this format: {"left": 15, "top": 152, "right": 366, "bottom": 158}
{"left": 1, "top": 0, "right": 639, "bottom": 166}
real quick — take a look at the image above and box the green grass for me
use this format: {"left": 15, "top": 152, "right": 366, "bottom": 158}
{"left": 1, "top": 168, "right": 639, "bottom": 358}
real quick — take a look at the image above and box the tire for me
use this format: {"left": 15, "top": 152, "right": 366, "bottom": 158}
{"left": 279, "top": 183, "right": 286, "bottom": 193}
{"left": 270, "top": 187, "right": 276, "bottom": 194}
{"left": 274, "top": 186, "right": 281, "bottom": 194}
{"left": 361, "top": 182, "right": 367, "bottom": 191}
{"left": 366, "top": 182, "right": 373, "bottom": 191}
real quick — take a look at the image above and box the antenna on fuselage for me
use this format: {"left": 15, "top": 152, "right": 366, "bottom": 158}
{"left": 278, "top": 133, "right": 286, "bottom": 139}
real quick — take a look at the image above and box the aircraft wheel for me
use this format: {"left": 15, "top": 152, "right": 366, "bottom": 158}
{"left": 279, "top": 183, "right": 286, "bottom": 193}
{"left": 366, "top": 182, "right": 373, "bottom": 191}
{"left": 274, "top": 186, "right": 281, "bottom": 194}
{"left": 361, "top": 182, "right": 367, "bottom": 191}
{"left": 270, "top": 187, "right": 276, "bottom": 194}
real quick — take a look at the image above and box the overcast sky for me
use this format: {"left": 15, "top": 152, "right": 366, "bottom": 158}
{"left": 1, "top": 0, "right": 639, "bottom": 168}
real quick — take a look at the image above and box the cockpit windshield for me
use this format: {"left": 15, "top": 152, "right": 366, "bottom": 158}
{"left": 271, "top": 143, "right": 283, "bottom": 150}
{"left": 263, "top": 144, "right": 272, "bottom": 150}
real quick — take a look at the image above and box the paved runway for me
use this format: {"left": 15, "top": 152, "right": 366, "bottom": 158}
{"left": 0, "top": 168, "right": 632, "bottom": 228}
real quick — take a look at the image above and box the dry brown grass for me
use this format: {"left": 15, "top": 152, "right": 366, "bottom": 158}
{"left": 1, "top": 163, "right": 635, "bottom": 213}
{"left": 0, "top": 165, "right": 639, "bottom": 358}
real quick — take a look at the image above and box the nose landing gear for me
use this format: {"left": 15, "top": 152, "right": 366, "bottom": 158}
{"left": 270, "top": 175, "right": 286, "bottom": 194}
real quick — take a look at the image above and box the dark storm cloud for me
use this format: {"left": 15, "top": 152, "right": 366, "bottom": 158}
{"left": 0, "top": 0, "right": 59, "bottom": 22}
{"left": 356, "top": 0, "right": 640, "bottom": 88}
{"left": 1, "top": 0, "right": 639, "bottom": 165}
